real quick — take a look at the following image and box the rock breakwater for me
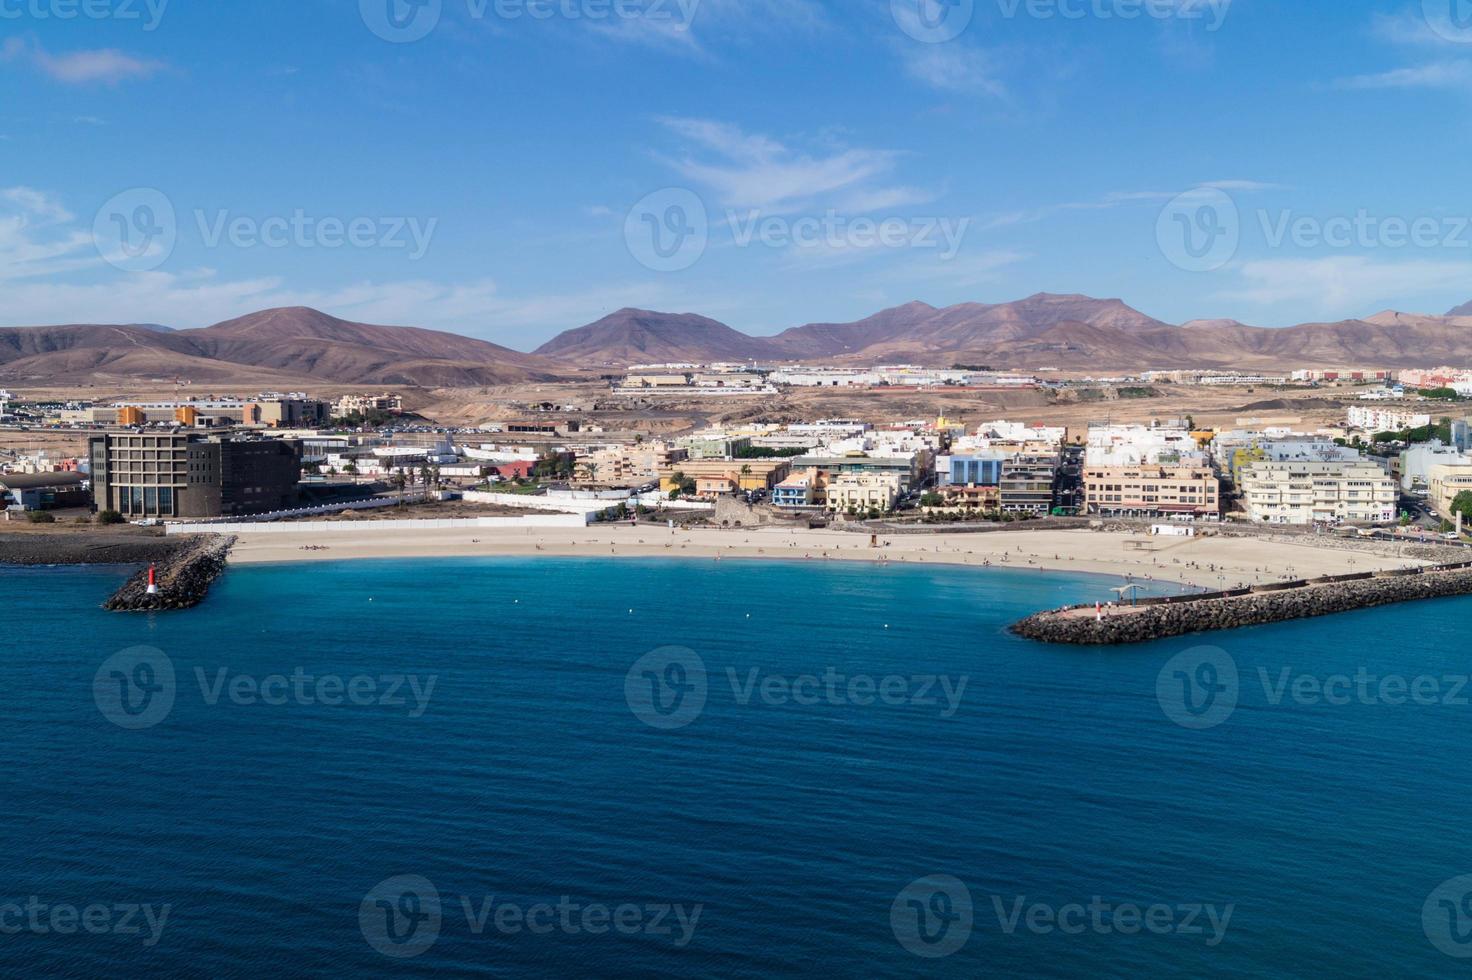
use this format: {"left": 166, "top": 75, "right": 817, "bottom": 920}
{"left": 1013, "top": 565, "right": 1472, "bottom": 645}
{"left": 103, "top": 535, "right": 236, "bottom": 612}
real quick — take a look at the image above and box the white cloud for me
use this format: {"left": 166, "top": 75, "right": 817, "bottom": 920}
{"left": 1334, "top": 61, "right": 1472, "bottom": 90}
{"left": 518, "top": 0, "right": 828, "bottom": 59}
{"left": 897, "top": 43, "right": 1007, "bottom": 98}
{"left": 1, "top": 38, "right": 164, "bottom": 85}
{"left": 654, "top": 116, "right": 917, "bottom": 214}
{"left": 984, "top": 182, "right": 1280, "bottom": 231}
{"left": 1215, "top": 256, "right": 1472, "bottom": 312}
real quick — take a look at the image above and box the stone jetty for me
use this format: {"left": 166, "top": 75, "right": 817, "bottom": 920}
{"left": 103, "top": 534, "right": 237, "bottom": 612}
{"left": 1012, "top": 562, "right": 1472, "bottom": 645}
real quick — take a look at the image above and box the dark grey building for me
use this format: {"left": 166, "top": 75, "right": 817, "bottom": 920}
{"left": 90, "top": 432, "right": 302, "bottom": 519}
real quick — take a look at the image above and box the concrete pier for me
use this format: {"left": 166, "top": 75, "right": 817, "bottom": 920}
{"left": 1012, "top": 561, "right": 1472, "bottom": 645}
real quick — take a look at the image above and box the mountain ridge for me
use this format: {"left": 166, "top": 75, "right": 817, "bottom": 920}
{"left": 6, "top": 294, "right": 1472, "bottom": 385}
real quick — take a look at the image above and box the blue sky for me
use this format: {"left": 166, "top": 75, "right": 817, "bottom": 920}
{"left": 3, "top": 0, "right": 1472, "bottom": 348}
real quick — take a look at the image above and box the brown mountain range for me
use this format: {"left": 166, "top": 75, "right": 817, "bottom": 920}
{"left": 536, "top": 293, "right": 1472, "bottom": 371}
{"left": 5, "top": 294, "right": 1472, "bottom": 387}
{"left": 0, "top": 307, "right": 565, "bottom": 387}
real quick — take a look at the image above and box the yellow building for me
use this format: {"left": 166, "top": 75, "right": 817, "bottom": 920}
{"left": 1085, "top": 465, "right": 1221, "bottom": 518}
{"left": 659, "top": 458, "right": 792, "bottom": 496}
{"left": 826, "top": 472, "right": 903, "bottom": 513}
{"left": 1428, "top": 463, "right": 1472, "bottom": 521}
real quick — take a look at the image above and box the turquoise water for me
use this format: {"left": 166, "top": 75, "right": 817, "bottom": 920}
{"left": 5, "top": 557, "right": 1472, "bottom": 976}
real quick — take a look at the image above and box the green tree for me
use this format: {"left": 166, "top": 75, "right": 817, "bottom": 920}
{"left": 97, "top": 510, "right": 125, "bottom": 525}
{"left": 1451, "top": 491, "right": 1472, "bottom": 524}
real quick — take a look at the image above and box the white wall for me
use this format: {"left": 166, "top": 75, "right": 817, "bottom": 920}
{"left": 167, "top": 514, "right": 590, "bottom": 535}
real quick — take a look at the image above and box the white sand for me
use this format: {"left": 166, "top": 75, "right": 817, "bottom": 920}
{"left": 224, "top": 523, "right": 1425, "bottom": 591}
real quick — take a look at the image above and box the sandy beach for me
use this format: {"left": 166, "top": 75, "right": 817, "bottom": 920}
{"left": 224, "top": 523, "right": 1427, "bottom": 592}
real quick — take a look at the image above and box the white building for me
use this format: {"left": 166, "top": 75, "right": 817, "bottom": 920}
{"left": 1239, "top": 459, "right": 1399, "bottom": 525}
{"left": 1085, "top": 423, "right": 1204, "bottom": 467}
{"left": 977, "top": 420, "right": 1066, "bottom": 445}
{"left": 1348, "top": 406, "right": 1432, "bottom": 433}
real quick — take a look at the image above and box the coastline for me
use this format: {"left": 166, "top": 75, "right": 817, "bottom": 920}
{"left": 221, "top": 524, "right": 1424, "bottom": 592}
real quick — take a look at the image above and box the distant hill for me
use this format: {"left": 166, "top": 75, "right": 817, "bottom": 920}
{"left": 9, "top": 294, "right": 1472, "bottom": 386}
{"left": 0, "top": 307, "right": 566, "bottom": 387}
{"left": 533, "top": 308, "right": 776, "bottom": 365}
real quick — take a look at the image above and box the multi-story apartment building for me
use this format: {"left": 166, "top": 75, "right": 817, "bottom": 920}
{"left": 999, "top": 455, "right": 1059, "bottom": 514}
{"left": 1348, "top": 406, "right": 1432, "bottom": 433}
{"left": 577, "top": 443, "right": 687, "bottom": 487}
{"left": 924, "top": 483, "right": 1002, "bottom": 514}
{"left": 658, "top": 458, "right": 793, "bottom": 497}
{"left": 332, "top": 393, "right": 404, "bottom": 417}
{"left": 772, "top": 469, "right": 827, "bottom": 510}
{"left": 89, "top": 432, "right": 303, "bottom": 519}
{"left": 1085, "top": 422, "right": 1203, "bottom": 467}
{"left": 1083, "top": 465, "right": 1221, "bottom": 519}
{"left": 938, "top": 452, "right": 1008, "bottom": 487}
{"left": 826, "top": 473, "right": 903, "bottom": 514}
{"left": 1428, "top": 463, "right": 1472, "bottom": 522}
{"left": 1238, "top": 460, "right": 1398, "bottom": 525}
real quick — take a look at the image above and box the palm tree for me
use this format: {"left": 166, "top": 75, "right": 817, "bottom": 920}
{"left": 392, "top": 469, "right": 407, "bottom": 505}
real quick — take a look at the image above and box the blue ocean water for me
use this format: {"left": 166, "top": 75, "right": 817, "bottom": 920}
{"left": 4, "top": 557, "right": 1472, "bottom": 977}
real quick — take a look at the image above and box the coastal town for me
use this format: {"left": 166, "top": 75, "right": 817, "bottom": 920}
{"left": 6, "top": 368, "right": 1472, "bottom": 537}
